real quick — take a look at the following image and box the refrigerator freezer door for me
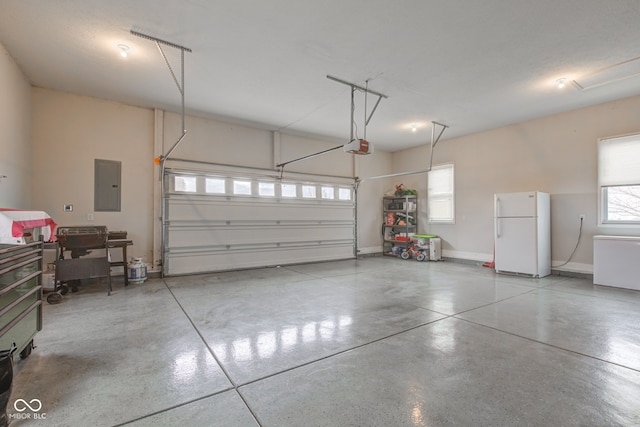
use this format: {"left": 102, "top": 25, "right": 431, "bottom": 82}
{"left": 495, "top": 192, "right": 538, "bottom": 218}
{"left": 495, "top": 217, "right": 538, "bottom": 275}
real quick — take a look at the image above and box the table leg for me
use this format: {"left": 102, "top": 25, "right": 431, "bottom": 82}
{"left": 122, "top": 245, "right": 129, "bottom": 287}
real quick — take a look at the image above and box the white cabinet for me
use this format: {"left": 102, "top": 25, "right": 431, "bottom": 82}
{"left": 593, "top": 235, "right": 640, "bottom": 290}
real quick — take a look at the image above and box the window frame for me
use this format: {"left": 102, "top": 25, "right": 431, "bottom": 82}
{"left": 598, "top": 133, "right": 640, "bottom": 226}
{"left": 427, "top": 163, "right": 455, "bottom": 224}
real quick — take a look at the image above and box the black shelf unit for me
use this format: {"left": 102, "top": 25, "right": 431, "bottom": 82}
{"left": 382, "top": 195, "right": 417, "bottom": 256}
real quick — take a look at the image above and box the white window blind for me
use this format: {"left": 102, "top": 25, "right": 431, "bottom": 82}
{"left": 598, "top": 134, "right": 640, "bottom": 186}
{"left": 598, "top": 133, "right": 640, "bottom": 224}
{"left": 428, "top": 164, "right": 454, "bottom": 223}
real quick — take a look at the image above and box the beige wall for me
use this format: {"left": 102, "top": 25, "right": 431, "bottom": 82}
{"left": 24, "top": 83, "right": 640, "bottom": 274}
{"left": 392, "top": 95, "right": 640, "bottom": 273}
{"left": 162, "top": 112, "right": 274, "bottom": 170}
{"left": 355, "top": 151, "right": 394, "bottom": 253}
{"left": 31, "top": 88, "right": 155, "bottom": 264}
{"left": 27, "top": 92, "right": 393, "bottom": 271}
{"left": 161, "top": 112, "right": 356, "bottom": 176}
{"left": 0, "top": 42, "right": 32, "bottom": 208}
{"left": 160, "top": 111, "right": 388, "bottom": 255}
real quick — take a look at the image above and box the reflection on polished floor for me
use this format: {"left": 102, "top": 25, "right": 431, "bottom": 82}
{"left": 9, "top": 257, "right": 640, "bottom": 426}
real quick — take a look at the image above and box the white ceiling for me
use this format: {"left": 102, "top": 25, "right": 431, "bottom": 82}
{"left": 1, "top": 0, "right": 640, "bottom": 151}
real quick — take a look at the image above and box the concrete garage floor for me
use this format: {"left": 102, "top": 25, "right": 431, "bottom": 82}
{"left": 8, "top": 257, "right": 640, "bottom": 426}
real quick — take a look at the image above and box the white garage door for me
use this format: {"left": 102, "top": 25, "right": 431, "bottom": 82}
{"left": 163, "top": 168, "right": 355, "bottom": 276}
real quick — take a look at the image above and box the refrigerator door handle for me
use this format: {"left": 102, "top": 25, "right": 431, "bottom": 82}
{"left": 496, "top": 217, "right": 501, "bottom": 239}
{"left": 495, "top": 196, "right": 500, "bottom": 218}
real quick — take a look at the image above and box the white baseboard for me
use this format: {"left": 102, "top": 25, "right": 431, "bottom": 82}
{"left": 442, "top": 249, "right": 493, "bottom": 263}
{"left": 357, "top": 246, "right": 382, "bottom": 255}
{"left": 550, "top": 261, "right": 593, "bottom": 274}
{"left": 356, "top": 247, "right": 593, "bottom": 275}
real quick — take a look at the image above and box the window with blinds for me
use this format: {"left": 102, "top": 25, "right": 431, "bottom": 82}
{"left": 428, "top": 163, "right": 455, "bottom": 223}
{"left": 598, "top": 133, "right": 640, "bottom": 224}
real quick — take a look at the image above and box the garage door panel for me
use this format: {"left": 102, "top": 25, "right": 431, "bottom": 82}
{"left": 166, "top": 243, "right": 354, "bottom": 276}
{"left": 167, "top": 225, "right": 354, "bottom": 248}
{"left": 164, "top": 170, "right": 355, "bottom": 275}
{"left": 168, "top": 197, "right": 353, "bottom": 222}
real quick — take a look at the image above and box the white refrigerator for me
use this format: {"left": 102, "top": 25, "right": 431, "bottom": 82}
{"left": 494, "top": 191, "right": 550, "bottom": 277}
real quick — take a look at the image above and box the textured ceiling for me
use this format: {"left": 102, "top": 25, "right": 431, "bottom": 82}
{"left": 1, "top": 0, "right": 639, "bottom": 151}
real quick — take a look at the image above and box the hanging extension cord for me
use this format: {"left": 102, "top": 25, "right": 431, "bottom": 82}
{"left": 553, "top": 216, "right": 583, "bottom": 268}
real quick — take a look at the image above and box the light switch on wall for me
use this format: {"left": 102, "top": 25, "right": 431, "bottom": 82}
{"left": 87, "top": 213, "right": 94, "bottom": 221}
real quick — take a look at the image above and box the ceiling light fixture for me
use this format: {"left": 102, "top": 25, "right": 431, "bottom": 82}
{"left": 556, "top": 78, "right": 567, "bottom": 89}
{"left": 117, "top": 44, "right": 130, "bottom": 58}
{"left": 411, "top": 124, "right": 418, "bottom": 132}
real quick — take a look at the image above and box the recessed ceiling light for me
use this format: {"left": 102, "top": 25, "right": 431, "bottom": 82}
{"left": 556, "top": 78, "right": 567, "bottom": 89}
{"left": 117, "top": 43, "right": 130, "bottom": 58}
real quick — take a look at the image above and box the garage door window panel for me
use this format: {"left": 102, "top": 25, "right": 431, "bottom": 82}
{"left": 174, "top": 175, "right": 197, "bottom": 193}
{"left": 321, "top": 187, "right": 335, "bottom": 199}
{"left": 259, "top": 182, "right": 275, "bottom": 197}
{"left": 338, "top": 188, "right": 352, "bottom": 201}
{"left": 233, "top": 180, "right": 252, "bottom": 196}
{"left": 302, "top": 185, "right": 317, "bottom": 199}
{"left": 205, "top": 178, "right": 226, "bottom": 194}
{"left": 281, "top": 183, "right": 297, "bottom": 198}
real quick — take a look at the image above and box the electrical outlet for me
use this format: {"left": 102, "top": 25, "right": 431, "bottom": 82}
{"left": 63, "top": 204, "right": 73, "bottom": 212}
{"left": 579, "top": 214, "right": 585, "bottom": 221}
{"left": 87, "top": 213, "right": 94, "bottom": 221}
